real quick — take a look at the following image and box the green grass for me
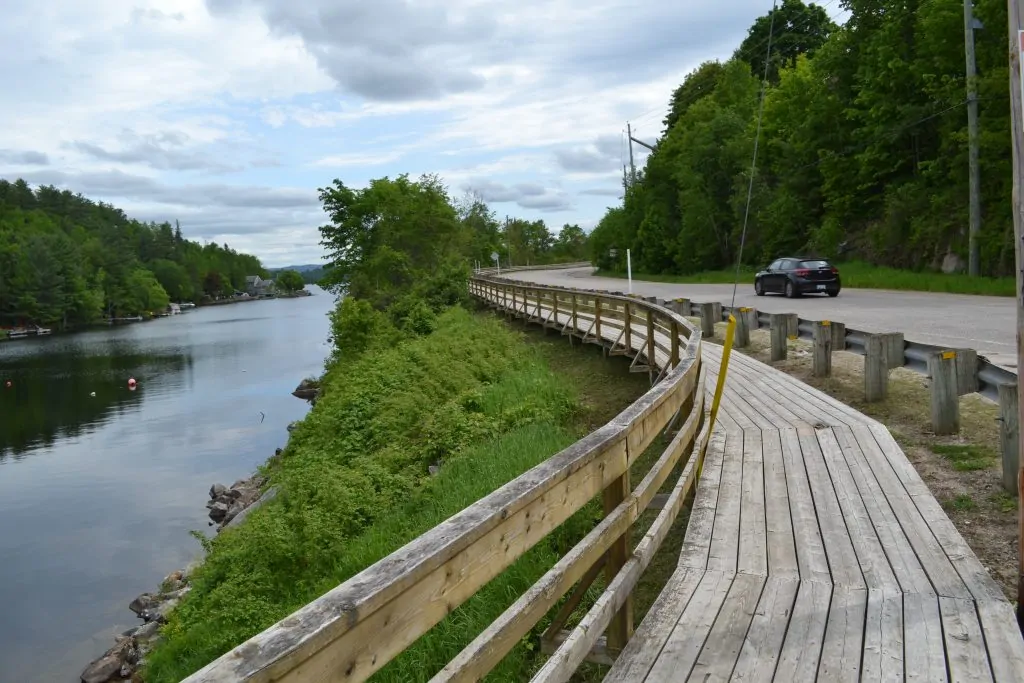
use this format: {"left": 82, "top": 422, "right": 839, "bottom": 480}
{"left": 595, "top": 260, "right": 1015, "bottom": 296}
{"left": 943, "top": 494, "right": 977, "bottom": 513}
{"left": 991, "top": 492, "right": 1017, "bottom": 514}
{"left": 931, "top": 444, "right": 997, "bottom": 472}
{"left": 142, "top": 307, "right": 642, "bottom": 682}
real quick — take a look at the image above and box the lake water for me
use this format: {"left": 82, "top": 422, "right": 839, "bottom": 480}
{"left": 0, "top": 288, "right": 335, "bottom": 682}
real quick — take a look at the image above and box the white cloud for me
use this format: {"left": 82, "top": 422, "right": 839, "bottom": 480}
{"left": 0, "top": 0, "right": 784, "bottom": 264}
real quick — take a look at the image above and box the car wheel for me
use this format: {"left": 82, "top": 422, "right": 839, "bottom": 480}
{"left": 785, "top": 280, "right": 796, "bottom": 298}
{"left": 755, "top": 279, "right": 765, "bottom": 296}
{"left": 828, "top": 289, "right": 840, "bottom": 298}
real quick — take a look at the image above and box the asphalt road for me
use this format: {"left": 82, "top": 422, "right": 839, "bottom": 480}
{"left": 506, "top": 267, "right": 1017, "bottom": 372}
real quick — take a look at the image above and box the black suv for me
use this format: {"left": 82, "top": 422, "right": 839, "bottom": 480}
{"left": 754, "top": 257, "right": 841, "bottom": 298}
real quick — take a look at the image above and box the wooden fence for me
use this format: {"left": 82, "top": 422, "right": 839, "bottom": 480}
{"left": 182, "top": 274, "right": 708, "bottom": 683}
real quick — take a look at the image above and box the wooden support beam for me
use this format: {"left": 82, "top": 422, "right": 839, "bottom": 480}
{"left": 734, "top": 307, "right": 751, "bottom": 348}
{"left": 928, "top": 350, "right": 960, "bottom": 435}
{"left": 540, "top": 632, "right": 615, "bottom": 667}
{"left": 1000, "top": 383, "right": 1020, "bottom": 496}
{"left": 602, "top": 469, "right": 632, "bottom": 652}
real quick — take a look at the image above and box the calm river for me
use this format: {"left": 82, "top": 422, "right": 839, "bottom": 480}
{"left": 0, "top": 288, "right": 335, "bottom": 682}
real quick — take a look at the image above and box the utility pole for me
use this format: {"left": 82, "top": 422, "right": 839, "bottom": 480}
{"left": 623, "top": 164, "right": 629, "bottom": 192}
{"left": 966, "top": 0, "right": 982, "bottom": 276}
{"left": 626, "top": 122, "right": 636, "bottom": 183}
{"left": 1006, "top": 0, "right": 1024, "bottom": 628}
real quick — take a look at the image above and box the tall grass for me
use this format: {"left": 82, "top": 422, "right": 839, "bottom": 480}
{"left": 142, "top": 309, "right": 605, "bottom": 682}
{"left": 595, "top": 260, "right": 1015, "bottom": 296}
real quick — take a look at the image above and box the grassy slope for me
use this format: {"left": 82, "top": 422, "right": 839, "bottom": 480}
{"left": 144, "top": 308, "right": 649, "bottom": 682}
{"left": 596, "top": 261, "right": 1015, "bottom": 296}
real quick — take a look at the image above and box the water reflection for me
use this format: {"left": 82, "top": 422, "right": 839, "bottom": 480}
{"left": 0, "top": 289, "right": 335, "bottom": 682}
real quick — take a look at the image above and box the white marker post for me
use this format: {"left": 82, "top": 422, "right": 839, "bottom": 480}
{"left": 626, "top": 248, "right": 633, "bottom": 294}
{"left": 492, "top": 251, "right": 500, "bottom": 275}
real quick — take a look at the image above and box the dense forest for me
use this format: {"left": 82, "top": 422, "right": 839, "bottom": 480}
{"left": 589, "top": 0, "right": 1016, "bottom": 277}
{"left": 0, "top": 178, "right": 267, "bottom": 329}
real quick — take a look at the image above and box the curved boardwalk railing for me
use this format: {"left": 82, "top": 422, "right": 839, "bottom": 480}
{"left": 184, "top": 273, "right": 710, "bottom": 682}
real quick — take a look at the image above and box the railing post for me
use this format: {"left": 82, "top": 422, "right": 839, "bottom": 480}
{"left": 928, "top": 350, "right": 960, "bottom": 435}
{"left": 769, "top": 313, "right": 788, "bottom": 361}
{"left": 881, "top": 332, "right": 905, "bottom": 370}
{"left": 712, "top": 302, "right": 723, "bottom": 325}
{"left": 595, "top": 298, "right": 603, "bottom": 341}
{"left": 865, "top": 334, "right": 889, "bottom": 402}
{"left": 1000, "top": 383, "right": 1020, "bottom": 495}
{"left": 699, "top": 302, "right": 715, "bottom": 339}
{"left": 831, "top": 321, "right": 846, "bottom": 351}
{"left": 734, "top": 307, "right": 751, "bottom": 348}
{"left": 603, "top": 468, "right": 632, "bottom": 653}
{"left": 676, "top": 297, "right": 690, "bottom": 316}
{"left": 955, "top": 348, "right": 979, "bottom": 396}
{"left": 671, "top": 321, "right": 680, "bottom": 367}
{"left": 646, "top": 308, "right": 656, "bottom": 377}
{"left": 813, "top": 320, "right": 832, "bottom": 377}
{"left": 511, "top": 287, "right": 517, "bottom": 318}
{"left": 623, "top": 301, "right": 632, "bottom": 352}
{"left": 571, "top": 293, "right": 579, "bottom": 330}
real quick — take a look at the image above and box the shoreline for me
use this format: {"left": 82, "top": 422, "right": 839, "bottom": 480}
{"left": 78, "top": 380, "right": 316, "bottom": 683}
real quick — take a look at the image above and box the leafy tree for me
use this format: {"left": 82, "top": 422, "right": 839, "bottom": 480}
{"left": 276, "top": 269, "right": 305, "bottom": 293}
{"left": 736, "top": 0, "right": 836, "bottom": 84}
{"left": 551, "top": 224, "right": 589, "bottom": 261}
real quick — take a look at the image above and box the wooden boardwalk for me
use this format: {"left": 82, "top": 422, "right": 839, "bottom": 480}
{"left": 484, "top": 285, "right": 1024, "bottom": 681}
{"left": 607, "top": 343, "right": 1024, "bottom": 682}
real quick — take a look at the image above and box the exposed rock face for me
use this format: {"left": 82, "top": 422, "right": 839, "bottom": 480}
{"left": 80, "top": 635, "right": 139, "bottom": 683}
{"left": 206, "top": 473, "right": 270, "bottom": 530}
{"left": 291, "top": 378, "right": 320, "bottom": 402}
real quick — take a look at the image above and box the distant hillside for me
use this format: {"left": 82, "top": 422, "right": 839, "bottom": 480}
{"left": 268, "top": 263, "right": 325, "bottom": 273}
{"left": 268, "top": 263, "right": 331, "bottom": 285}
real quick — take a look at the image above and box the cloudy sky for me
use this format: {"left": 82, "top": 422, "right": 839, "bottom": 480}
{"left": 0, "top": 0, "right": 817, "bottom": 267}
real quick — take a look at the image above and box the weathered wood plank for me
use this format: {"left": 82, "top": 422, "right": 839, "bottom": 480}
{"left": 940, "top": 596, "right": 994, "bottom": 682}
{"left": 738, "top": 429, "right": 768, "bottom": 577}
{"left": 760, "top": 429, "right": 798, "bottom": 580}
{"left": 816, "top": 585, "right": 867, "bottom": 683}
{"left": 861, "top": 587, "right": 904, "bottom": 682}
{"left": 679, "top": 428, "right": 726, "bottom": 571}
{"left": 975, "top": 599, "right": 1024, "bottom": 683}
{"left": 730, "top": 577, "right": 800, "bottom": 682}
{"left": 902, "top": 592, "right": 947, "bottom": 683}
{"left": 778, "top": 428, "right": 830, "bottom": 584}
{"left": 773, "top": 580, "right": 831, "bottom": 681}
{"left": 687, "top": 573, "right": 767, "bottom": 681}
{"left": 643, "top": 570, "right": 736, "bottom": 682}
{"left": 707, "top": 430, "right": 743, "bottom": 574}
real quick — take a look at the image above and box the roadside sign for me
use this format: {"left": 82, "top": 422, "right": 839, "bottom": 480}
{"left": 491, "top": 252, "right": 499, "bottom": 262}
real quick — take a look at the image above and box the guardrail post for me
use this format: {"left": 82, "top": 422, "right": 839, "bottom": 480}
{"left": 571, "top": 293, "right": 579, "bottom": 330}
{"left": 831, "top": 321, "right": 846, "bottom": 351}
{"left": 743, "top": 307, "right": 759, "bottom": 331}
{"left": 999, "top": 384, "right": 1020, "bottom": 495}
{"left": 882, "top": 332, "right": 905, "bottom": 370}
{"left": 675, "top": 297, "right": 690, "bottom": 316}
{"left": 603, "top": 469, "right": 633, "bottom": 653}
{"left": 954, "top": 348, "right": 979, "bottom": 395}
{"left": 712, "top": 302, "right": 723, "bottom": 324}
{"left": 928, "top": 350, "right": 960, "bottom": 435}
{"left": 865, "top": 334, "right": 888, "bottom": 401}
{"left": 699, "top": 302, "right": 716, "bottom": 339}
{"left": 770, "top": 313, "right": 788, "bottom": 361}
{"left": 734, "top": 307, "right": 751, "bottom": 348}
{"left": 813, "top": 321, "right": 833, "bottom": 377}
{"left": 594, "top": 298, "right": 603, "bottom": 349}
{"left": 785, "top": 313, "right": 799, "bottom": 339}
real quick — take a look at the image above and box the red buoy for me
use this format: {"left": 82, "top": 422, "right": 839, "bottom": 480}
{"left": 128, "top": 377, "right": 137, "bottom": 389}
{"left": 4, "top": 380, "right": 10, "bottom": 388}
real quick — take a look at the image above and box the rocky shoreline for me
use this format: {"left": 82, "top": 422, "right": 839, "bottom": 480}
{"left": 80, "top": 380, "right": 313, "bottom": 682}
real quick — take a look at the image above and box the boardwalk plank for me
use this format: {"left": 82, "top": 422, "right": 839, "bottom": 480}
{"left": 738, "top": 429, "right": 768, "bottom": 577}
{"left": 679, "top": 429, "right": 726, "bottom": 571}
{"left": 687, "top": 573, "right": 767, "bottom": 682}
{"left": 816, "top": 585, "right": 866, "bottom": 683}
{"left": 940, "top": 597, "right": 994, "bottom": 682}
{"left": 903, "top": 592, "right": 948, "bottom": 683}
{"left": 731, "top": 578, "right": 800, "bottom": 682}
{"left": 862, "top": 587, "right": 904, "bottom": 682}
{"left": 707, "top": 430, "right": 743, "bottom": 574}
{"left": 761, "top": 429, "right": 798, "bottom": 580}
{"left": 773, "top": 580, "right": 831, "bottom": 682}
{"left": 778, "top": 428, "right": 830, "bottom": 585}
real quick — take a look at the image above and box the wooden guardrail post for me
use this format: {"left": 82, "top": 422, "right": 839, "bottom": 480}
{"left": 603, "top": 469, "right": 633, "bottom": 653}
{"left": 928, "top": 350, "right": 960, "bottom": 435}
{"left": 769, "top": 313, "right": 788, "bottom": 361}
{"left": 646, "top": 309, "right": 656, "bottom": 377}
{"left": 865, "top": 334, "right": 888, "bottom": 401}
{"left": 743, "top": 307, "right": 759, "bottom": 331}
{"left": 882, "top": 332, "right": 905, "bottom": 370}
{"left": 594, "top": 298, "right": 603, "bottom": 343}
{"left": 734, "top": 307, "right": 751, "bottom": 348}
{"left": 699, "top": 302, "right": 716, "bottom": 339}
{"left": 999, "top": 384, "right": 1020, "bottom": 495}
{"left": 955, "top": 348, "right": 979, "bottom": 395}
{"left": 813, "top": 321, "right": 832, "bottom": 377}
{"left": 675, "top": 297, "right": 690, "bottom": 316}
{"left": 830, "top": 321, "right": 846, "bottom": 351}
{"left": 711, "top": 302, "right": 723, "bottom": 325}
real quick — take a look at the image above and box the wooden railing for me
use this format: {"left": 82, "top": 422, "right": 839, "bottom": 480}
{"left": 182, "top": 273, "right": 709, "bottom": 683}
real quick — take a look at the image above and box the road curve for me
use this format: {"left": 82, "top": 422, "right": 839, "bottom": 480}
{"left": 505, "top": 267, "right": 1017, "bottom": 371}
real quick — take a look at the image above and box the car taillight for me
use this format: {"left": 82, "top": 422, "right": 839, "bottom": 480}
{"left": 795, "top": 269, "right": 810, "bottom": 277}
{"left": 831, "top": 267, "right": 838, "bottom": 274}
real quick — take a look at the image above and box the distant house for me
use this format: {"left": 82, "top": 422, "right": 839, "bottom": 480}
{"left": 245, "top": 275, "right": 275, "bottom": 297}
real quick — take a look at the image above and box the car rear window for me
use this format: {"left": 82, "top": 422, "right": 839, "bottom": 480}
{"left": 800, "top": 260, "right": 831, "bottom": 269}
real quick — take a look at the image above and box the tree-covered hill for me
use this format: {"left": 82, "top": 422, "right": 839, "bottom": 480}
{"left": 0, "top": 178, "right": 267, "bottom": 329}
{"left": 590, "top": 0, "right": 1015, "bottom": 278}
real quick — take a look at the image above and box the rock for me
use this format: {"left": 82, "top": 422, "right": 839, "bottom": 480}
{"left": 209, "top": 483, "right": 226, "bottom": 499}
{"left": 226, "top": 487, "right": 244, "bottom": 500}
{"left": 428, "top": 464, "right": 440, "bottom": 476}
{"left": 120, "top": 663, "right": 133, "bottom": 678}
{"left": 286, "top": 421, "right": 299, "bottom": 432}
{"left": 164, "top": 569, "right": 184, "bottom": 584}
{"left": 128, "top": 593, "right": 158, "bottom": 617}
{"left": 141, "top": 597, "right": 178, "bottom": 624}
{"left": 941, "top": 252, "right": 966, "bottom": 274}
{"left": 161, "top": 585, "right": 191, "bottom": 602}
{"left": 208, "top": 501, "right": 229, "bottom": 522}
{"left": 81, "top": 654, "right": 121, "bottom": 683}
{"left": 292, "top": 378, "right": 320, "bottom": 401}
{"left": 162, "top": 578, "right": 184, "bottom": 593}
{"left": 133, "top": 620, "right": 161, "bottom": 643}
{"left": 222, "top": 486, "right": 278, "bottom": 531}
{"left": 222, "top": 501, "right": 246, "bottom": 526}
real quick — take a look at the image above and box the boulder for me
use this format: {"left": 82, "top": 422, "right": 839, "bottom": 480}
{"left": 133, "top": 620, "right": 161, "bottom": 643}
{"left": 209, "top": 483, "right": 226, "bottom": 499}
{"left": 222, "top": 487, "right": 278, "bottom": 531}
{"left": 222, "top": 501, "right": 246, "bottom": 526}
{"left": 81, "top": 654, "right": 121, "bottom": 683}
{"left": 164, "top": 570, "right": 183, "bottom": 584}
{"left": 291, "top": 378, "right": 320, "bottom": 401}
{"left": 141, "top": 597, "right": 178, "bottom": 624}
{"left": 128, "top": 593, "right": 158, "bottom": 617}
{"left": 208, "top": 501, "right": 229, "bottom": 522}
